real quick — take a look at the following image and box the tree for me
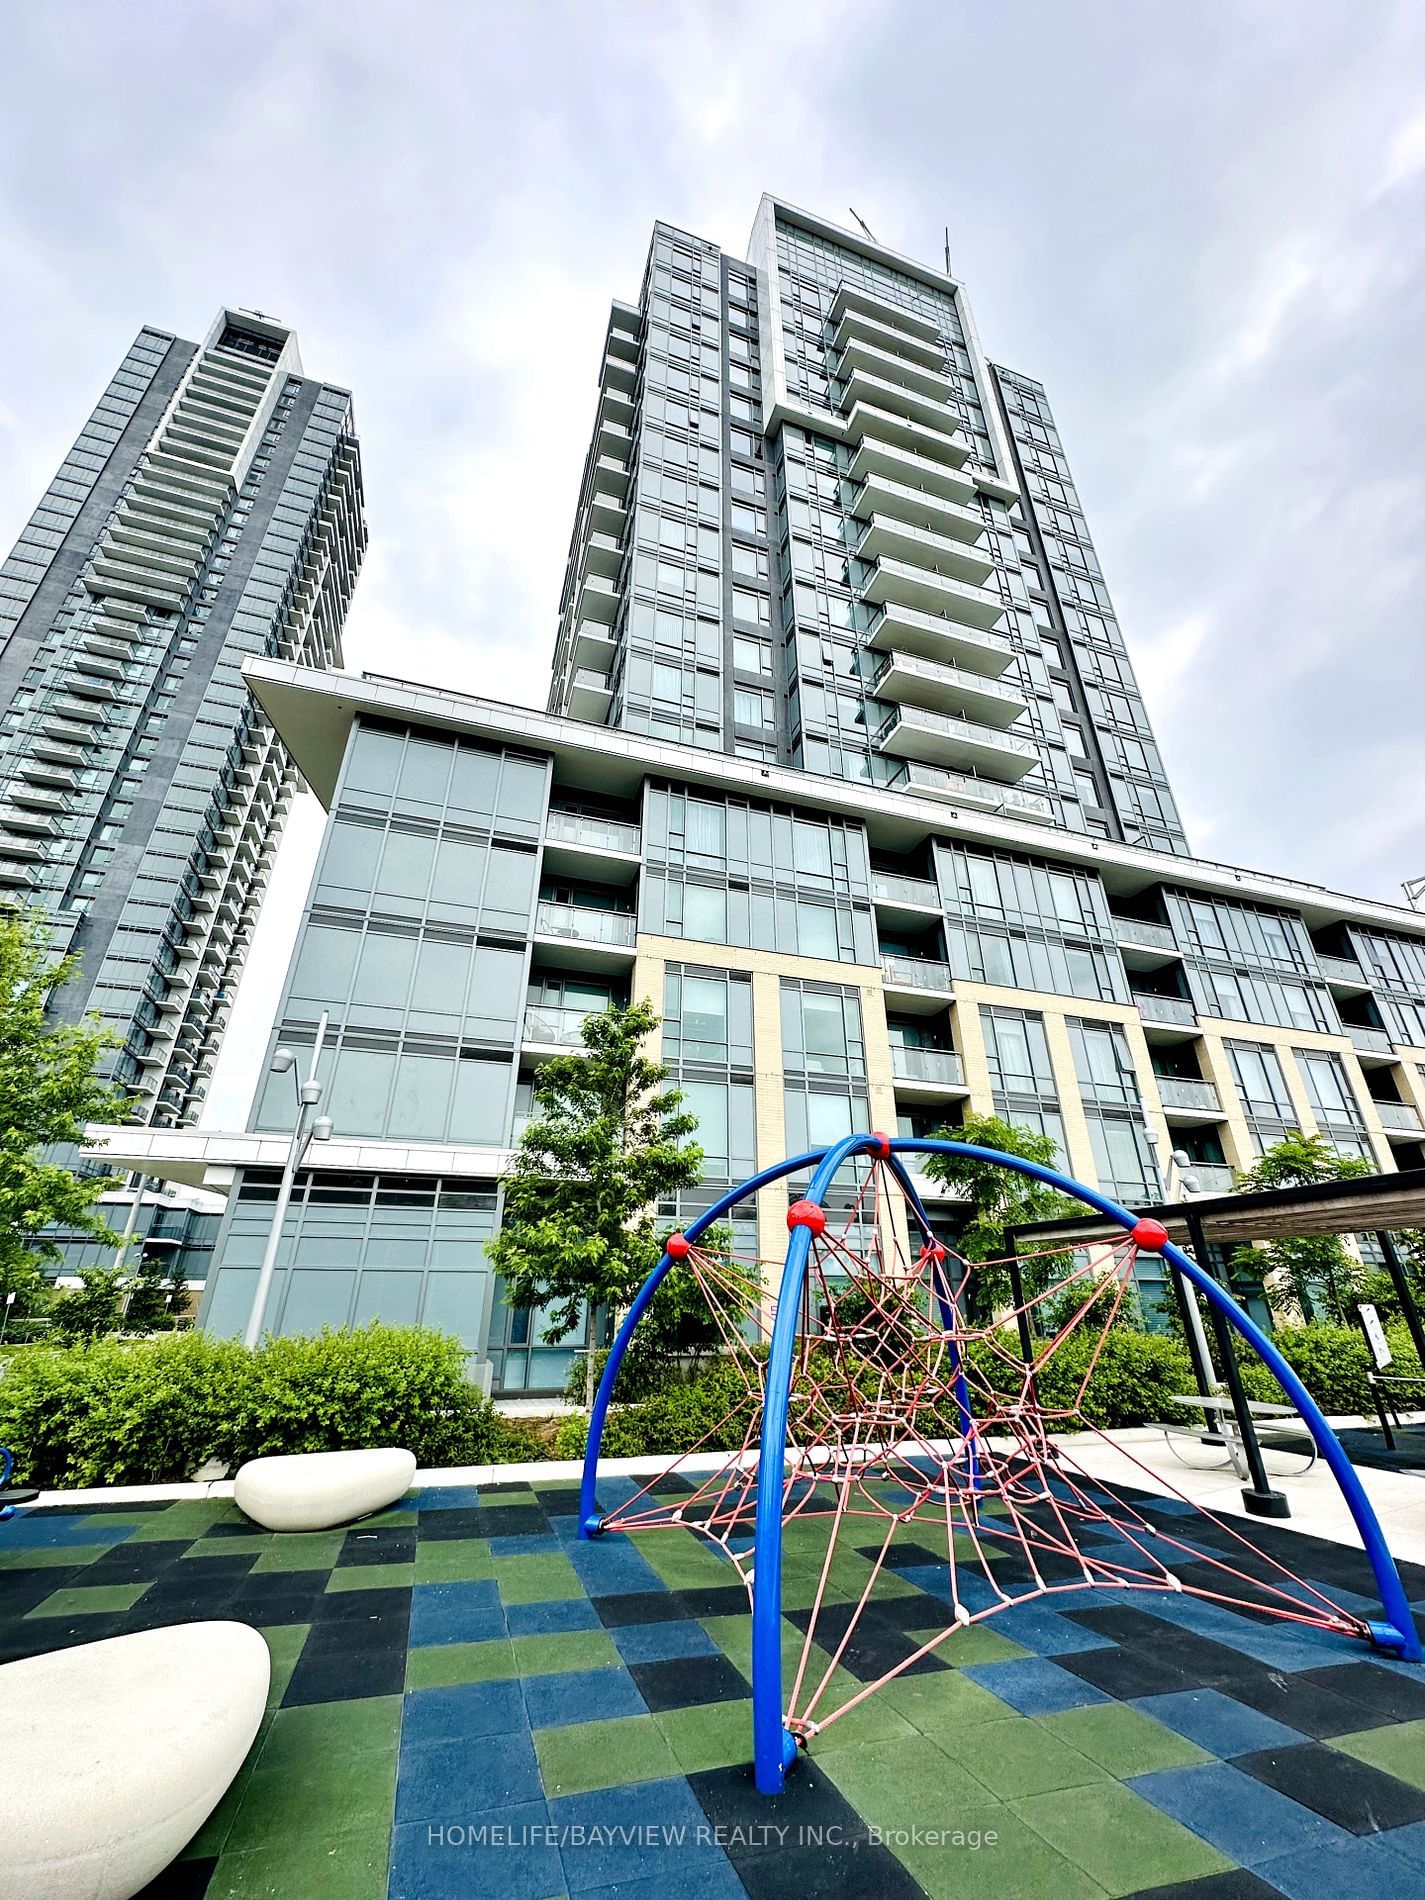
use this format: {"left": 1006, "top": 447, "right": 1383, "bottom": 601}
{"left": 49, "top": 1264, "right": 126, "bottom": 1343}
{"left": 915, "top": 1112, "right": 1081, "bottom": 1320}
{"left": 124, "top": 1252, "right": 171, "bottom": 1332}
{"left": 490, "top": 1000, "right": 704, "bottom": 1404}
{"left": 1229, "top": 1132, "right": 1374, "bottom": 1325}
{"left": 0, "top": 909, "right": 129, "bottom": 1295}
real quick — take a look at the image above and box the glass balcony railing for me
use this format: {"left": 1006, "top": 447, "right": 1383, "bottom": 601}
{"left": 535, "top": 902, "right": 635, "bottom": 948}
{"left": 1112, "top": 917, "right": 1177, "bottom": 954}
{"left": 882, "top": 955, "right": 954, "bottom": 993}
{"left": 522, "top": 1004, "right": 600, "bottom": 1047}
{"left": 1374, "top": 1100, "right": 1424, "bottom": 1134}
{"left": 1181, "top": 1162, "right": 1235, "bottom": 1193}
{"left": 1317, "top": 954, "right": 1366, "bottom": 987}
{"left": 545, "top": 809, "right": 641, "bottom": 855}
{"left": 1154, "top": 1077, "right": 1221, "bottom": 1114}
{"left": 871, "top": 871, "right": 941, "bottom": 909}
{"left": 890, "top": 1046, "right": 965, "bottom": 1088}
{"left": 1134, "top": 994, "right": 1197, "bottom": 1028}
{"left": 1347, "top": 1024, "right": 1393, "bottom": 1057}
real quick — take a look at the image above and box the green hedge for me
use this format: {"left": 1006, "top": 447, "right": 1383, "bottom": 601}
{"left": 0, "top": 1324, "right": 541, "bottom": 1489}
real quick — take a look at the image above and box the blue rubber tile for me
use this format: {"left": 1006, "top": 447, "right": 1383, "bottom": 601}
{"left": 504, "top": 1596, "right": 602, "bottom": 1637}
{"left": 552, "top": 1776, "right": 732, "bottom": 1892}
{"left": 522, "top": 1665, "right": 648, "bottom": 1730}
{"left": 1135, "top": 1593, "right": 1361, "bottom": 1672}
{"left": 611, "top": 1619, "right": 719, "bottom": 1665}
{"left": 961, "top": 1656, "right": 1110, "bottom": 1715}
{"left": 988, "top": 1603, "right": 1119, "bottom": 1657}
{"left": 1256, "top": 1835, "right": 1425, "bottom": 1900}
{"left": 566, "top": 1538, "right": 666, "bottom": 1595}
{"left": 413, "top": 1486, "right": 484, "bottom": 1510}
{"left": 491, "top": 1534, "right": 563, "bottom": 1558}
{"left": 389, "top": 1801, "right": 561, "bottom": 1900}
{"left": 1383, "top": 1820, "right": 1425, "bottom": 1868}
{"left": 409, "top": 1579, "right": 506, "bottom": 1647}
{"left": 1132, "top": 1687, "right": 1305, "bottom": 1758}
{"left": 395, "top": 1729, "right": 542, "bottom": 1825}
{"left": 1129, "top": 1762, "right": 1348, "bottom": 1866}
{"left": 583, "top": 1861, "right": 751, "bottom": 1900}
{"left": 402, "top": 1678, "right": 529, "bottom": 1746}
{"left": 1, "top": 1516, "right": 133, "bottom": 1549}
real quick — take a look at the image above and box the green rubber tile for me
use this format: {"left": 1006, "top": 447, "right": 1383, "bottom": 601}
{"left": 654, "top": 1698, "right": 754, "bottom": 1773}
{"left": 1038, "top": 1705, "right": 1212, "bottom": 1778}
{"left": 256, "top": 1696, "right": 401, "bottom": 1773}
{"left": 511, "top": 1628, "right": 620, "bottom": 1675}
{"left": 325, "top": 1562, "right": 414, "bottom": 1593}
{"left": 413, "top": 1537, "right": 492, "bottom": 1583}
{"left": 354, "top": 1505, "right": 417, "bottom": 1527}
{"left": 145, "top": 1501, "right": 241, "bottom": 1540}
{"left": 802, "top": 1668, "right": 921, "bottom": 1753}
{"left": 627, "top": 1531, "right": 734, "bottom": 1586}
{"left": 476, "top": 1488, "right": 536, "bottom": 1506}
{"left": 406, "top": 1638, "right": 517, "bottom": 1688}
{"left": 935, "top": 1716, "right": 1108, "bottom": 1800}
{"left": 259, "top": 1625, "right": 310, "bottom": 1708}
{"left": 934, "top": 1626, "right": 1030, "bottom": 1666}
{"left": 536, "top": 1713, "right": 679, "bottom": 1797}
{"left": 182, "top": 1535, "right": 272, "bottom": 1558}
{"left": 1331, "top": 1718, "right": 1425, "bottom": 1790}
{"left": 890, "top": 1802, "right": 1107, "bottom": 1900}
{"left": 250, "top": 1533, "right": 346, "bottom": 1573}
{"left": 822, "top": 1735, "right": 994, "bottom": 1832}
{"left": 223, "top": 1747, "right": 397, "bottom": 1855}
{"left": 207, "top": 1823, "right": 389, "bottom": 1899}
{"left": 27, "top": 1581, "right": 149, "bottom": 1617}
{"left": 180, "top": 1717, "right": 273, "bottom": 1862}
{"left": 1012, "top": 1782, "right": 1232, "bottom": 1898}
{"left": 882, "top": 1667, "right": 1016, "bottom": 1735}
{"left": 493, "top": 1551, "right": 583, "bottom": 1603}
{"left": 0, "top": 1542, "right": 103, "bottom": 1569}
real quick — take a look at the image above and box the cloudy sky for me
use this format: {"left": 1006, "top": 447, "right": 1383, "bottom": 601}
{"left": 3, "top": 1, "right": 1424, "bottom": 1127}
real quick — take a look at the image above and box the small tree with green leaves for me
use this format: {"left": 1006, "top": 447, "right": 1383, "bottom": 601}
{"left": 0, "top": 909, "right": 129, "bottom": 1299}
{"left": 49, "top": 1264, "right": 127, "bottom": 1344}
{"left": 490, "top": 1000, "right": 704, "bottom": 1404}
{"left": 123, "top": 1252, "right": 171, "bottom": 1332}
{"left": 916, "top": 1112, "right": 1081, "bottom": 1321}
{"left": 1229, "top": 1132, "right": 1374, "bottom": 1325}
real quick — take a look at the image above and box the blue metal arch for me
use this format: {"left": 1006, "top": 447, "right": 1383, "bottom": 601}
{"left": 578, "top": 1135, "right": 1422, "bottom": 1795}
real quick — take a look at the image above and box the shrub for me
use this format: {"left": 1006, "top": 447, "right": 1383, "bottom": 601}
{"left": 0, "top": 1324, "right": 525, "bottom": 1489}
{"left": 1235, "top": 1320, "right": 1421, "bottom": 1417}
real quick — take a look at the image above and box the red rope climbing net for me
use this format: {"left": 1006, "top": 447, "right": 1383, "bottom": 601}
{"left": 597, "top": 1154, "right": 1373, "bottom": 1747}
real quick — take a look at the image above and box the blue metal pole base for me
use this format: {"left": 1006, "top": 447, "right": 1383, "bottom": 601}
{"left": 579, "top": 1514, "right": 603, "bottom": 1541}
{"left": 1369, "top": 1619, "right": 1419, "bottom": 1658}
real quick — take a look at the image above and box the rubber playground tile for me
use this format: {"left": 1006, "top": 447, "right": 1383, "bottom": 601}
{"left": 549, "top": 1776, "right": 734, "bottom": 1893}
{"left": 1127, "top": 1762, "right": 1346, "bottom": 1866}
{"left": 205, "top": 1822, "right": 390, "bottom": 1900}
{"left": 1330, "top": 1717, "right": 1425, "bottom": 1791}
{"left": 629, "top": 1652, "right": 751, "bottom": 1712}
{"left": 820, "top": 1734, "right": 996, "bottom": 1834}
{"left": 961, "top": 1656, "right": 1112, "bottom": 1716}
{"left": 933, "top": 1714, "right": 1110, "bottom": 1800}
{"left": 880, "top": 1664, "right": 1020, "bottom": 1735}
{"left": 522, "top": 1664, "right": 647, "bottom": 1730}
{"left": 889, "top": 1803, "right": 1107, "bottom": 1900}
{"left": 257, "top": 1623, "right": 309, "bottom": 1707}
{"left": 248, "top": 1533, "right": 346, "bottom": 1574}
{"left": 652, "top": 1697, "right": 755, "bottom": 1774}
{"left": 1224, "top": 1668, "right": 1396, "bottom": 1742}
{"left": 492, "top": 1550, "right": 585, "bottom": 1603}
{"left": 412, "top": 1537, "right": 494, "bottom": 1583}
{"left": 534, "top": 1712, "right": 680, "bottom": 1797}
{"left": 256, "top": 1694, "right": 402, "bottom": 1770}
{"left": 395, "top": 1728, "right": 541, "bottom": 1824}
{"left": 610, "top": 1617, "right": 719, "bottom": 1664}
{"left": 26, "top": 1580, "right": 150, "bottom": 1617}
{"left": 1013, "top": 1780, "right": 1234, "bottom": 1897}
{"left": 1132, "top": 1688, "right": 1306, "bottom": 1760}
{"left": 503, "top": 1595, "right": 601, "bottom": 1637}
{"left": 592, "top": 1589, "right": 693, "bottom": 1627}
{"left": 1253, "top": 1833, "right": 1425, "bottom": 1900}
{"left": 405, "top": 1637, "right": 518, "bottom": 1689}
{"left": 1039, "top": 1704, "right": 1213, "bottom": 1778}
{"left": 510, "top": 1627, "right": 622, "bottom": 1676}
{"left": 387, "top": 1801, "right": 562, "bottom": 1900}
{"left": 1233, "top": 1738, "right": 1425, "bottom": 1833}
{"left": 324, "top": 1560, "right": 414, "bottom": 1594}
{"left": 402, "top": 1677, "right": 528, "bottom": 1746}
{"left": 220, "top": 1745, "right": 397, "bottom": 1855}
{"left": 408, "top": 1578, "right": 506, "bottom": 1647}
{"left": 1296, "top": 1659, "right": 1425, "bottom": 1726}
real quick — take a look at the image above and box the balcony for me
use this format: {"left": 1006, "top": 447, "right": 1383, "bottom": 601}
{"left": 882, "top": 955, "right": 954, "bottom": 999}
{"left": 1347, "top": 1024, "right": 1393, "bottom": 1059}
{"left": 871, "top": 651, "right": 1027, "bottom": 726}
{"left": 832, "top": 305, "right": 947, "bottom": 374}
{"left": 875, "top": 705, "right": 1038, "bottom": 782}
{"left": 576, "top": 573, "right": 619, "bottom": 624}
{"left": 535, "top": 902, "right": 635, "bottom": 952}
{"left": 588, "top": 489, "right": 627, "bottom": 537}
{"left": 1155, "top": 1077, "right": 1222, "bottom": 1116}
{"left": 1374, "top": 1100, "right": 1424, "bottom": 1134}
{"left": 1112, "top": 916, "right": 1177, "bottom": 955}
{"left": 602, "top": 350, "right": 637, "bottom": 395}
{"left": 847, "top": 435, "right": 977, "bottom": 507}
{"left": 853, "top": 515, "right": 995, "bottom": 587}
{"left": 829, "top": 282, "right": 942, "bottom": 347}
{"left": 544, "top": 809, "right": 641, "bottom": 858}
{"left": 871, "top": 871, "right": 941, "bottom": 914}
{"left": 571, "top": 623, "right": 617, "bottom": 672}
{"left": 858, "top": 556, "right": 1005, "bottom": 630}
{"left": 1135, "top": 993, "right": 1198, "bottom": 1030}
{"left": 890, "top": 1045, "right": 966, "bottom": 1093}
{"left": 567, "top": 670, "right": 613, "bottom": 721}
{"left": 852, "top": 472, "right": 988, "bottom": 545}
{"left": 522, "top": 1004, "right": 597, "bottom": 1052}
{"left": 1318, "top": 954, "right": 1368, "bottom": 990}
{"left": 833, "top": 335, "right": 956, "bottom": 406}
{"left": 1181, "top": 1162, "right": 1235, "bottom": 1193}
{"left": 841, "top": 398, "right": 970, "bottom": 468}
{"left": 864, "top": 602, "right": 1013, "bottom": 677}
{"left": 898, "top": 761, "right": 1054, "bottom": 823}
{"left": 580, "top": 531, "right": 623, "bottom": 581}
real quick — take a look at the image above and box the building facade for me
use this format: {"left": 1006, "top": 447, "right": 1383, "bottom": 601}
{"left": 0, "top": 308, "right": 366, "bottom": 1129}
{"left": 84, "top": 207, "right": 1425, "bottom": 1389}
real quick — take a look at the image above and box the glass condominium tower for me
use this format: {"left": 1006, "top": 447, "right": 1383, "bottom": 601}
{"left": 0, "top": 309, "right": 366, "bottom": 1129}
{"left": 549, "top": 198, "right": 1185, "bottom": 855}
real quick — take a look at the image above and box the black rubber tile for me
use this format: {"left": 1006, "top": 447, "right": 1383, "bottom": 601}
{"left": 689, "top": 1762, "right": 925, "bottom": 1899}
{"left": 594, "top": 1591, "right": 692, "bottom": 1627}
{"left": 308, "top": 1585, "right": 412, "bottom": 1624}
{"left": 0, "top": 1569, "right": 85, "bottom": 1616}
{"left": 854, "top": 1540, "right": 943, "bottom": 1570}
{"left": 1234, "top": 1738, "right": 1425, "bottom": 1834}
{"left": 0, "top": 1613, "right": 128, "bottom": 1664}
{"left": 84, "top": 1541, "right": 191, "bottom": 1583}
{"left": 134, "top": 1856, "right": 217, "bottom": 1897}
{"left": 629, "top": 1653, "right": 751, "bottom": 1711}
{"left": 201, "top": 1521, "right": 260, "bottom": 1539}
{"left": 336, "top": 1527, "right": 416, "bottom": 1566}
{"left": 1122, "top": 1870, "right": 1288, "bottom": 1899}
{"left": 282, "top": 1650, "right": 406, "bottom": 1706}
{"left": 419, "top": 1504, "right": 548, "bottom": 1540}
{"left": 1058, "top": 1644, "right": 1199, "bottom": 1701}
{"left": 1228, "top": 1667, "right": 1396, "bottom": 1740}
{"left": 1296, "top": 1660, "right": 1425, "bottom": 1725}
{"left": 673, "top": 1584, "right": 753, "bottom": 1619}
{"left": 300, "top": 1612, "right": 410, "bottom": 1660}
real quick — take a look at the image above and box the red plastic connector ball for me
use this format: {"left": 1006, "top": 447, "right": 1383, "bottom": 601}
{"left": 1130, "top": 1218, "right": 1171, "bottom": 1253}
{"left": 869, "top": 1131, "right": 892, "bottom": 1158}
{"left": 787, "top": 1199, "right": 828, "bottom": 1237}
{"left": 664, "top": 1232, "right": 692, "bottom": 1260}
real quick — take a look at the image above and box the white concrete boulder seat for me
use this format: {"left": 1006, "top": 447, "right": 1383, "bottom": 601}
{"left": 0, "top": 1621, "right": 269, "bottom": 1900}
{"left": 233, "top": 1446, "right": 417, "bottom": 1532}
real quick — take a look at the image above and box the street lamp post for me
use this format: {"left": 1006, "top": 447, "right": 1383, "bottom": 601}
{"left": 243, "top": 1013, "right": 333, "bottom": 1350}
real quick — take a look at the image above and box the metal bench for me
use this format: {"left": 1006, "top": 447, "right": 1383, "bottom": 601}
{"left": 1163, "top": 1392, "right": 1317, "bottom": 1478}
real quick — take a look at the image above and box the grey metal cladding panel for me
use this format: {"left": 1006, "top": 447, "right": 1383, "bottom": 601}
{"left": 0, "top": 336, "right": 196, "bottom": 714}
{"left": 59, "top": 379, "right": 326, "bottom": 1027}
